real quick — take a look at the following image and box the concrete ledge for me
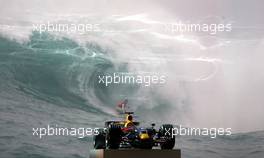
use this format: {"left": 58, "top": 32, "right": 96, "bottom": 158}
{"left": 90, "top": 149, "right": 181, "bottom": 158}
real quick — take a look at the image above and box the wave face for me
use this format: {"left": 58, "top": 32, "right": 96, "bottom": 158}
{"left": 0, "top": 32, "right": 134, "bottom": 114}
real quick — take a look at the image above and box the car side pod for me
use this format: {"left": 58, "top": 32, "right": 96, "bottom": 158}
{"left": 89, "top": 149, "right": 181, "bottom": 158}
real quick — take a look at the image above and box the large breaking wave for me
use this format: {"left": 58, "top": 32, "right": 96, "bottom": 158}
{"left": 0, "top": 32, "right": 133, "bottom": 115}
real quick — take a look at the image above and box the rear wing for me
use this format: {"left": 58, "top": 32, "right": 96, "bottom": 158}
{"left": 125, "top": 111, "right": 134, "bottom": 115}
{"left": 105, "top": 121, "right": 140, "bottom": 127}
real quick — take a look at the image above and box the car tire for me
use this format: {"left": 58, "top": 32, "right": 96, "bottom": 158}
{"left": 107, "top": 124, "right": 122, "bottom": 149}
{"left": 159, "top": 124, "right": 175, "bottom": 149}
{"left": 94, "top": 130, "right": 106, "bottom": 149}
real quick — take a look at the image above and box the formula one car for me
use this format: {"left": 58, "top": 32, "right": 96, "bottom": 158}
{"left": 93, "top": 112, "right": 175, "bottom": 149}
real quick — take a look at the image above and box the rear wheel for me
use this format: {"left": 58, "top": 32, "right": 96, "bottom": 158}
{"left": 107, "top": 124, "right": 122, "bottom": 149}
{"left": 159, "top": 124, "right": 175, "bottom": 149}
{"left": 94, "top": 129, "right": 106, "bottom": 149}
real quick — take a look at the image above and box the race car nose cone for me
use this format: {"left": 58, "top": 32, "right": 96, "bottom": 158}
{"left": 139, "top": 133, "right": 150, "bottom": 140}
